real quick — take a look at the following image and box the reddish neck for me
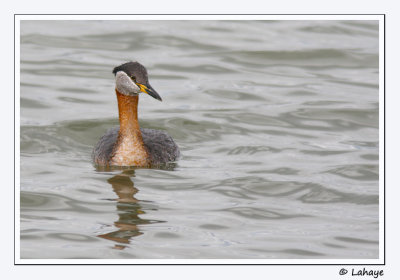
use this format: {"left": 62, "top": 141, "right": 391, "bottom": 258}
{"left": 116, "top": 90, "right": 143, "bottom": 142}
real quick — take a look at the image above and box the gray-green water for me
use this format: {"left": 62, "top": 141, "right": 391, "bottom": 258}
{"left": 20, "top": 20, "right": 379, "bottom": 259}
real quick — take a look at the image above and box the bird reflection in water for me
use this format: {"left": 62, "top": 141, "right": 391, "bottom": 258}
{"left": 97, "top": 169, "right": 163, "bottom": 250}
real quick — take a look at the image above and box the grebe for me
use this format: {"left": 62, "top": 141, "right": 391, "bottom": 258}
{"left": 92, "top": 61, "right": 180, "bottom": 167}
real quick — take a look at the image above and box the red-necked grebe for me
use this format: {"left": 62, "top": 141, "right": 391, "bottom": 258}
{"left": 92, "top": 61, "right": 180, "bottom": 167}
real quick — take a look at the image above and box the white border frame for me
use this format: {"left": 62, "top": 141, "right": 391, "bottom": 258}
{"left": 14, "top": 14, "right": 385, "bottom": 265}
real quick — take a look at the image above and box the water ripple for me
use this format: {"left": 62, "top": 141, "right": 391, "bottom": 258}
{"left": 20, "top": 19, "right": 380, "bottom": 259}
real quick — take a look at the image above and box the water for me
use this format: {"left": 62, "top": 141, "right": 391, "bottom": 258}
{"left": 19, "top": 20, "right": 379, "bottom": 259}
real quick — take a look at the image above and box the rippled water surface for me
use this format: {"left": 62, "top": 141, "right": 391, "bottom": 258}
{"left": 19, "top": 20, "right": 380, "bottom": 259}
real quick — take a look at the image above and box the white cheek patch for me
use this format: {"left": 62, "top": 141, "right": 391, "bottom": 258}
{"left": 115, "top": 71, "right": 140, "bottom": 95}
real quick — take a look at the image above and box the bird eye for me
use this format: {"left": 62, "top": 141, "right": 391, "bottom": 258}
{"left": 130, "top": 76, "right": 136, "bottom": 82}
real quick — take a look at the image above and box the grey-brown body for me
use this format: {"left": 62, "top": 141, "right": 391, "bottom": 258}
{"left": 92, "top": 126, "right": 180, "bottom": 166}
